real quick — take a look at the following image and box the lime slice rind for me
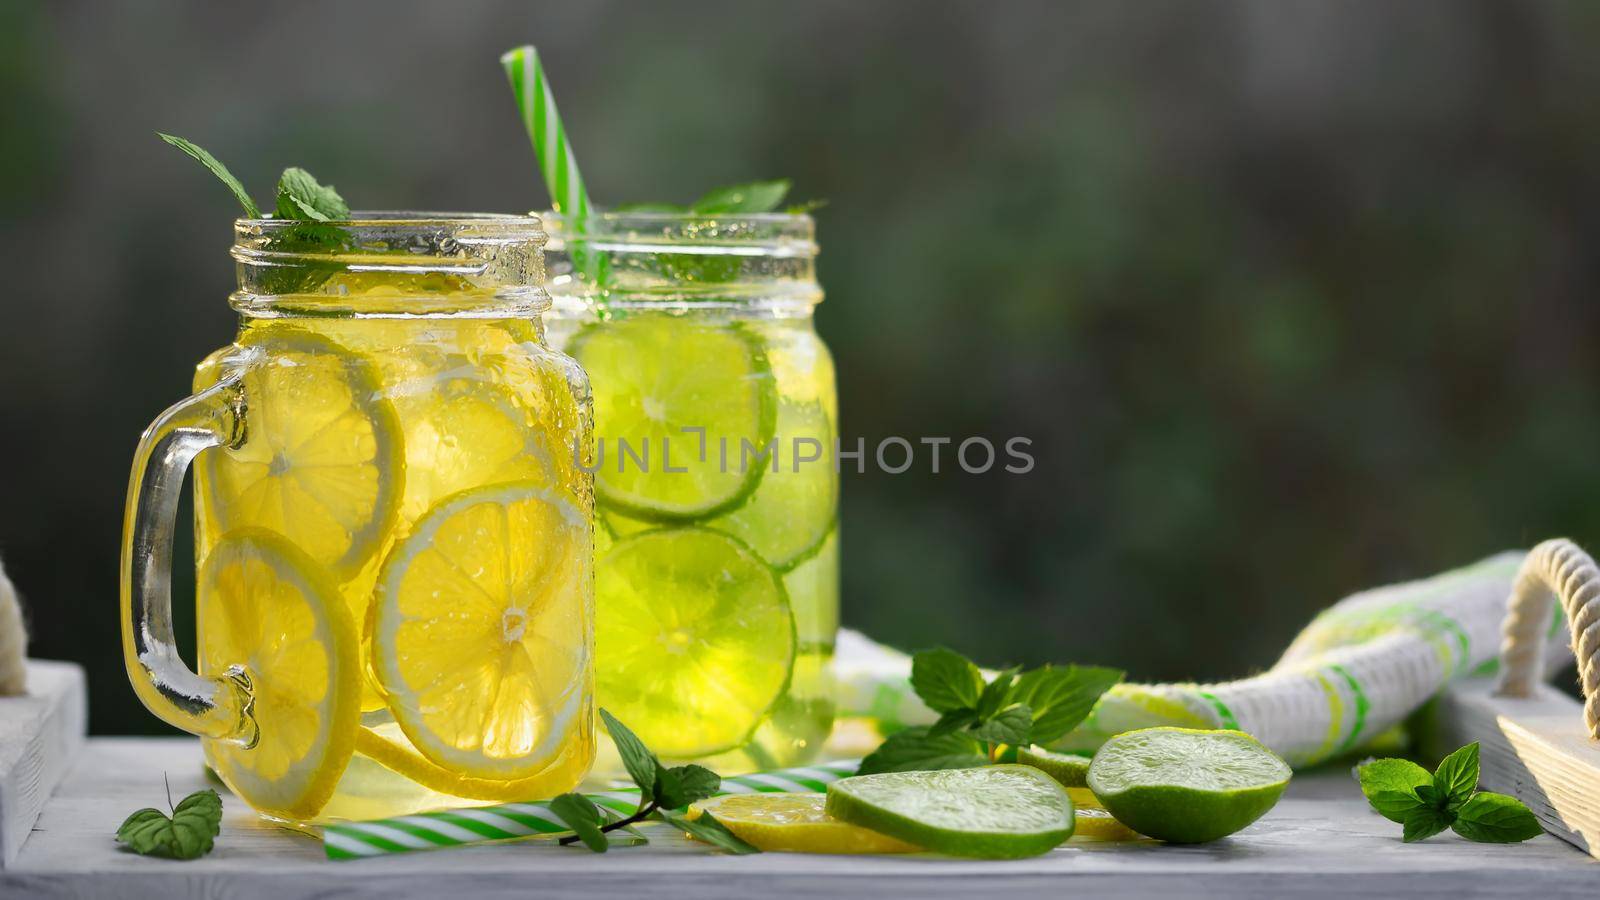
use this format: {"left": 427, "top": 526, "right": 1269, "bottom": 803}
{"left": 1019, "top": 746, "right": 1093, "bottom": 788}
{"left": 825, "top": 765, "right": 1075, "bottom": 859}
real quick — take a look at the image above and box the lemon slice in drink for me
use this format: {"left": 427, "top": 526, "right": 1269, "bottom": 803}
{"left": 570, "top": 316, "right": 776, "bottom": 520}
{"left": 372, "top": 481, "right": 591, "bottom": 780}
{"left": 393, "top": 377, "right": 557, "bottom": 522}
{"left": 596, "top": 528, "right": 795, "bottom": 758}
{"left": 354, "top": 720, "right": 592, "bottom": 802}
{"left": 196, "top": 328, "right": 403, "bottom": 575}
{"left": 199, "top": 529, "right": 361, "bottom": 821}
{"left": 1087, "top": 727, "right": 1291, "bottom": 844}
{"left": 687, "top": 793, "right": 918, "bottom": 854}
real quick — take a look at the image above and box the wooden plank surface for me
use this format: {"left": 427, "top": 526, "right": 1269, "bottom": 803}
{"left": 0, "top": 661, "right": 86, "bottom": 867}
{"left": 2, "top": 737, "right": 1594, "bottom": 899}
{"left": 1433, "top": 678, "right": 1600, "bottom": 856}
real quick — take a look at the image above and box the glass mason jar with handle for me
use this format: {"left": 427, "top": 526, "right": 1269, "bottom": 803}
{"left": 121, "top": 214, "right": 595, "bottom": 824}
{"left": 543, "top": 211, "right": 838, "bottom": 774}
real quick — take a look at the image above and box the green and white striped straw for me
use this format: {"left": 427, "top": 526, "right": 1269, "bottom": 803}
{"left": 323, "top": 759, "right": 859, "bottom": 860}
{"left": 500, "top": 45, "right": 592, "bottom": 219}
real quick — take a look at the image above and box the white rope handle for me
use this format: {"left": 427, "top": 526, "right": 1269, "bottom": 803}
{"left": 1494, "top": 538, "right": 1600, "bottom": 737}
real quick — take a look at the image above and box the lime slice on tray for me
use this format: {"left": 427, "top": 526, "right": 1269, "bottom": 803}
{"left": 199, "top": 529, "right": 361, "bottom": 821}
{"left": 825, "top": 765, "right": 1075, "bottom": 859}
{"left": 1087, "top": 727, "right": 1291, "bottom": 844}
{"left": 195, "top": 327, "right": 403, "bottom": 576}
{"left": 372, "top": 481, "right": 591, "bottom": 780}
{"left": 595, "top": 527, "right": 795, "bottom": 759}
{"left": 569, "top": 315, "right": 776, "bottom": 520}
{"left": 1019, "top": 746, "right": 1093, "bottom": 788}
{"left": 687, "top": 793, "right": 919, "bottom": 854}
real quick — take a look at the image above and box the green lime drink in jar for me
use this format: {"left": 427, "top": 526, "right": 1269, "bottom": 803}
{"left": 543, "top": 211, "right": 839, "bottom": 773}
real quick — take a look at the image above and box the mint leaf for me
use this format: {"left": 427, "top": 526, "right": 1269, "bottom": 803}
{"left": 785, "top": 199, "right": 828, "bottom": 214}
{"left": 857, "top": 726, "right": 988, "bottom": 775}
{"left": 974, "top": 668, "right": 1020, "bottom": 722}
{"left": 1401, "top": 805, "right": 1452, "bottom": 843}
{"left": 600, "top": 709, "right": 660, "bottom": 798}
{"left": 691, "top": 179, "right": 790, "bottom": 214}
{"left": 1413, "top": 783, "right": 1445, "bottom": 808}
{"left": 909, "top": 648, "right": 984, "bottom": 714}
{"left": 275, "top": 167, "right": 349, "bottom": 221}
{"left": 657, "top": 764, "right": 720, "bottom": 810}
{"left": 1356, "top": 758, "right": 1433, "bottom": 823}
{"left": 116, "top": 788, "right": 222, "bottom": 860}
{"left": 970, "top": 703, "right": 1033, "bottom": 746}
{"left": 549, "top": 793, "right": 608, "bottom": 852}
{"left": 660, "top": 810, "right": 761, "bottom": 854}
{"left": 927, "top": 708, "right": 979, "bottom": 738}
{"left": 1369, "top": 789, "right": 1429, "bottom": 825}
{"left": 1451, "top": 792, "right": 1543, "bottom": 843}
{"left": 157, "top": 133, "right": 261, "bottom": 218}
{"left": 1433, "top": 742, "right": 1480, "bottom": 808}
{"left": 1010, "top": 664, "right": 1124, "bottom": 745}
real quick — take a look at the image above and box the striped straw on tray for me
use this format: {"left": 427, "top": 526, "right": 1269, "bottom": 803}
{"left": 324, "top": 759, "right": 861, "bottom": 860}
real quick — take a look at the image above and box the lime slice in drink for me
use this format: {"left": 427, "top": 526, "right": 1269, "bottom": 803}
{"left": 595, "top": 528, "right": 795, "bottom": 758}
{"left": 569, "top": 316, "right": 776, "bottom": 520}
{"left": 686, "top": 793, "right": 918, "bottom": 854}
{"left": 706, "top": 398, "right": 837, "bottom": 570}
{"left": 783, "top": 528, "right": 839, "bottom": 650}
{"left": 825, "top": 765, "right": 1075, "bottom": 859}
{"left": 1087, "top": 727, "right": 1291, "bottom": 844}
{"left": 1019, "top": 746, "right": 1092, "bottom": 788}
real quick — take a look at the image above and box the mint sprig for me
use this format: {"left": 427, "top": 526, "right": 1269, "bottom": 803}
{"left": 157, "top": 133, "right": 354, "bottom": 295}
{"left": 858, "top": 648, "right": 1123, "bottom": 775}
{"left": 543, "top": 709, "right": 758, "bottom": 854}
{"left": 1356, "top": 742, "right": 1543, "bottom": 843}
{"left": 115, "top": 779, "right": 222, "bottom": 860}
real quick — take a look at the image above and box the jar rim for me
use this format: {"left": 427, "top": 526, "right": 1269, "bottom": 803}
{"left": 236, "top": 211, "right": 545, "bottom": 231}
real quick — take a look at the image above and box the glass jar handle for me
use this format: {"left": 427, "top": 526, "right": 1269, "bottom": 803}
{"left": 120, "top": 373, "right": 259, "bottom": 746}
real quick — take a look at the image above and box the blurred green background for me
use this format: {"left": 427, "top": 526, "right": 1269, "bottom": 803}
{"left": 3, "top": 1, "right": 1600, "bottom": 734}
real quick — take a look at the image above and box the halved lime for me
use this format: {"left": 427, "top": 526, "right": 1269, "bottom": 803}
{"left": 570, "top": 316, "right": 776, "bottom": 521}
{"left": 595, "top": 528, "right": 795, "bottom": 758}
{"left": 1019, "top": 746, "right": 1092, "bottom": 788}
{"left": 825, "top": 765, "right": 1075, "bottom": 859}
{"left": 1087, "top": 727, "right": 1291, "bottom": 844}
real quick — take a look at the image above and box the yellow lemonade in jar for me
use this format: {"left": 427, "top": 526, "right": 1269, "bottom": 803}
{"left": 123, "top": 214, "right": 595, "bottom": 823}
